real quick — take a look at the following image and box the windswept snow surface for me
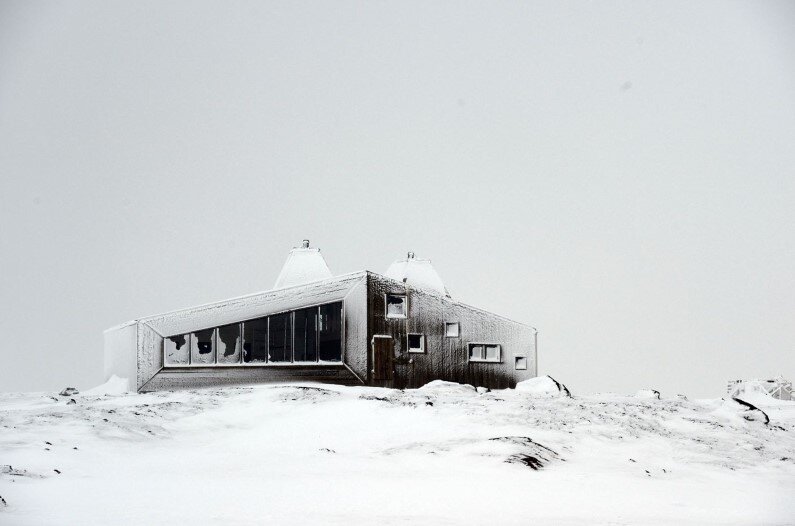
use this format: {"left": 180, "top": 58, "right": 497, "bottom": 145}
{"left": 1, "top": 384, "right": 794, "bottom": 525}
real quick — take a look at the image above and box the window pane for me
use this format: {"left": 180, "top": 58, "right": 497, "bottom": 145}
{"left": 485, "top": 345, "right": 500, "bottom": 362}
{"left": 217, "top": 323, "right": 241, "bottom": 364}
{"left": 386, "top": 295, "right": 406, "bottom": 317}
{"left": 294, "top": 307, "right": 318, "bottom": 362}
{"left": 243, "top": 318, "right": 268, "bottom": 363}
{"left": 165, "top": 334, "right": 189, "bottom": 365}
{"left": 469, "top": 345, "right": 483, "bottom": 361}
{"left": 190, "top": 328, "right": 216, "bottom": 364}
{"left": 268, "top": 312, "right": 292, "bottom": 362}
{"left": 408, "top": 334, "right": 423, "bottom": 352}
{"left": 515, "top": 356, "right": 528, "bottom": 370}
{"left": 445, "top": 322, "right": 459, "bottom": 337}
{"left": 318, "top": 302, "right": 342, "bottom": 361}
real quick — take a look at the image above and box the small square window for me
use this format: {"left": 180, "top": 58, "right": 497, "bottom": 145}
{"left": 445, "top": 322, "right": 460, "bottom": 337}
{"left": 407, "top": 333, "right": 425, "bottom": 353}
{"left": 468, "top": 343, "right": 501, "bottom": 363}
{"left": 385, "top": 294, "right": 407, "bottom": 318}
{"left": 515, "top": 356, "right": 527, "bottom": 370}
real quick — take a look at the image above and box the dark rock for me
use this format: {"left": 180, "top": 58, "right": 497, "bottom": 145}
{"left": 731, "top": 397, "right": 770, "bottom": 425}
{"left": 59, "top": 387, "right": 79, "bottom": 396}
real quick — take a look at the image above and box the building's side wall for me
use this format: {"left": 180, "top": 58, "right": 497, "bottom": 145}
{"left": 342, "top": 275, "right": 368, "bottom": 383}
{"left": 103, "top": 322, "right": 138, "bottom": 390}
{"left": 137, "top": 322, "right": 163, "bottom": 391}
{"left": 367, "top": 273, "right": 537, "bottom": 389}
{"left": 132, "top": 273, "right": 368, "bottom": 391}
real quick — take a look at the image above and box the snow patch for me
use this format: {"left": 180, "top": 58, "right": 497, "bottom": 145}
{"left": 82, "top": 375, "right": 130, "bottom": 396}
{"left": 516, "top": 375, "right": 571, "bottom": 397}
{"left": 636, "top": 389, "right": 661, "bottom": 400}
{"left": 418, "top": 380, "right": 477, "bottom": 395}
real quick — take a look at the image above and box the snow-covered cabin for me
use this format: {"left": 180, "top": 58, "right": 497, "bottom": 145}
{"left": 104, "top": 241, "right": 538, "bottom": 392}
{"left": 728, "top": 376, "right": 793, "bottom": 401}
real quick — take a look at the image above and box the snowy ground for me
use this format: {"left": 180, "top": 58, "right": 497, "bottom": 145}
{"left": 1, "top": 381, "right": 794, "bottom": 525}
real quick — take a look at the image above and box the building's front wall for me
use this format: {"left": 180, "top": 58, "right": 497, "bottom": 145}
{"left": 106, "top": 271, "right": 537, "bottom": 392}
{"left": 367, "top": 273, "right": 537, "bottom": 389}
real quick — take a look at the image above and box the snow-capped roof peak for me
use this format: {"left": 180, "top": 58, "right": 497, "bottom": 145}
{"left": 384, "top": 252, "right": 450, "bottom": 297}
{"left": 274, "top": 240, "right": 333, "bottom": 289}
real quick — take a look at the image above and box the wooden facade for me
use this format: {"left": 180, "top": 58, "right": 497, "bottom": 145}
{"left": 104, "top": 271, "right": 537, "bottom": 392}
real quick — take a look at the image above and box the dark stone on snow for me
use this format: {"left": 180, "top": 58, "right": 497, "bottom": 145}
{"left": 67, "top": 399, "right": 76, "bottom": 405}
{"left": 506, "top": 454, "right": 544, "bottom": 470}
{"left": 59, "top": 387, "right": 79, "bottom": 396}
{"left": 547, "top": 375, "right": 572, "bottom": 397}
{"left": 731, "top": 397, "right": 770, "bottom": 425}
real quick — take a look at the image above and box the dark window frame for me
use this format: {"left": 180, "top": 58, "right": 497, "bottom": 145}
{"left": 384, "top": 293, "right": 408, "bottom": 319}
{"left": 407, "top": 333, "right": 425, "bottom": 353}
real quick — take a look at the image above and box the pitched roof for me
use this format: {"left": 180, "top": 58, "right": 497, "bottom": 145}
{"left": 274, "top": 241, "right": 333, "bottom": 289}
{"left": 384, "top": 252, "right": 451, "bottom": 297}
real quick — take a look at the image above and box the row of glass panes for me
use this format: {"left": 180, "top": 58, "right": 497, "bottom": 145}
{"left": 164, "top": 302, "right": 343, "bottom": 366}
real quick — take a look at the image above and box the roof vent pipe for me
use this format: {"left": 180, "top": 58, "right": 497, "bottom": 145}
{"left": 302, "top": 239, "right": 310, "bottom": 249}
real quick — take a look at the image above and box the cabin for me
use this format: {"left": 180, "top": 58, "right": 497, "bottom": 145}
{"left": 728, "top": 376, "right": 793, "bottom": 401}
{"left": 104, "top": 241, "right": 538, "bottom": 392}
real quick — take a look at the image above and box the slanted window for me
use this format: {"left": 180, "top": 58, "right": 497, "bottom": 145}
{"left": 243, "top": 317, "right": 268, "bottom": 363}
{"left": 385, "top": 294, "right": 407, "bottom": 318}
{"left": 468, "top": 343, "right": 501, "bottom": 363}
{"left": 190, "top": 328, "right": 216, "bottom": 364}
{"left": 164, "top": 334, "right": 189, "bottom": 365}
{"left": 515, "top": 356, "right": 528, "bottom": 370}
{"left": 407, "top": 333, "right": 425, "bottom": 353}
{"left": 268, "top": 312, "right": 292, "bottom": 362}
{"left": 445, "top": 322, "right": 459, "bottom": 337}
{"left": 294, "top": 307, "right": 318, "bottom": 362}
{"left": 217, "top": 323, "right": 241, "bottom": 364}
{"left": 318, "top": 302, "right": 342, "bottom": 361}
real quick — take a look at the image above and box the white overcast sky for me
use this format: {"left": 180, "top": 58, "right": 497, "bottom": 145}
{"left": 1, "top": 1, "right": 793, "bottom": 396}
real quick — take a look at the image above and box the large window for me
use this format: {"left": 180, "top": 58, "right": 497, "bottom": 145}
{"left": 318, "top": 303, "right": 342, "bottom": 361}
{"left": 294, "top": 307, "right": 318, "bottom": 362}
{"left": 164, "top": 301, "right": 343, "bottom": 366}
{"left": 217, "top": 323, "right": 241, "bottom": 364}
{"left": 268, "top": 312, "right": 292, "bottom": 362}
{"left": 243, "top": 318, "right": 268, "bottom": 363}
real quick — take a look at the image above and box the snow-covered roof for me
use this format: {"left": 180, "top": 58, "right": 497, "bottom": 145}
{"left": 274, "top": 240, "right": 333, "bottom": 289}
{"left": 384, "top": 252, "right": 450, "bottom": 297}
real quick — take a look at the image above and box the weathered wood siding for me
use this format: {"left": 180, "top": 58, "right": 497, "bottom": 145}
{"left": 367, "top": 272, "right": 536, "bottom": 389}
{"left": 141, "top": 365, "right": 359, "bottom": 392}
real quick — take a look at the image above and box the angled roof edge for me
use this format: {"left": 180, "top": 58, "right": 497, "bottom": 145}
{"left": 106, "top": 271, "right": 369, "bottom": 331}
{"left": 364, "top": 271, "right": 537, "bottom": 331}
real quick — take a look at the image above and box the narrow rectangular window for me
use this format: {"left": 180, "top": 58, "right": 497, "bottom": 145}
{"left": 515, "top": 356, "right": 528, "bottom": 370}
{"left": 164, "top": 334, "right": 190, "bottom": 365}
{"left": 318, "top": 302, "right": 342, "bottom": 361}
{"left": 294, "top": 307, "right": 318, "bottom": 362}
{"left": 268, "top": 312, "right": 292, "bottom": 362}
{"left": 243, "top": 317, "right": 268, "bottom": 363}
{"left": 484, "top": 345, "right": 500, "bottom": 362}
{"left": 407, "top": 333, "right": 425, "bottom": 353}
{"left": 469, "top": 344, "right": 484, "bottom": 361}
{"left": 385, "top": 294, "right": 407, "bottom": 318}
{"left": 190, "top": 328, "right": 216, "bottom": 364}
{"left": 445, "top": 322, "right": 459, "bottom": 337}
{"left": 217, "top": 323, "right": 241, "bottom": 364}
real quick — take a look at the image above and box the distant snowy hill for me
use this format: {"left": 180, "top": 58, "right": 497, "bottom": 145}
{"left": 1, "top": 383, "right": 793, "bottom": 525}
